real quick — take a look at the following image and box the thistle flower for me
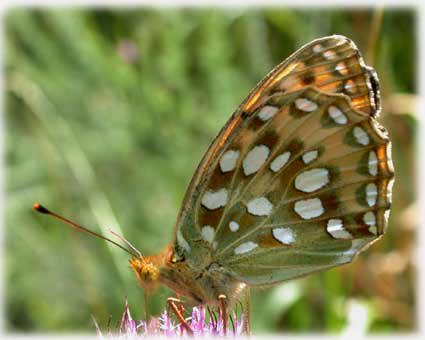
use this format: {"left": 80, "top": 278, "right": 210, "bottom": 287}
{"left": 94, "top": 298, "right": 245, "bottom": 338}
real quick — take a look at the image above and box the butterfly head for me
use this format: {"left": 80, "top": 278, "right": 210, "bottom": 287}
{"left": 129, "top": 245, "right": 175, "bottom": 292}
{"left": 129, "top": 257, "right": 161, "bottom": 291}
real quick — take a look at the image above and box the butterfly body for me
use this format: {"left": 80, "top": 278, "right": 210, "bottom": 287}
{"left": 129, "top": 35, "right": 394, "bottom": 307}
{"left": 130, "top": 247, "right": 245, "bottom": 307}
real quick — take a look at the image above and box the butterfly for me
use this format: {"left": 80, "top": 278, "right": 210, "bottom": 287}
{"left": 34, "top": 35, "right": 394, "bottom": 331}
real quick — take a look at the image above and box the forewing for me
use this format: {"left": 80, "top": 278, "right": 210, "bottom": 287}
{"left": 172, "top": 35, "right": 394, "bottom": 286}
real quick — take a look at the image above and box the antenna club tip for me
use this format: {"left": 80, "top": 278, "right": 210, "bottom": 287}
{"left": 33, "top": 203, "right": 50, "bottom": 214}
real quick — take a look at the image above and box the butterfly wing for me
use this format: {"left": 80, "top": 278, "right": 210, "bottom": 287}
{"left": 173, "top": 35, "right": 394, "bottom": 286}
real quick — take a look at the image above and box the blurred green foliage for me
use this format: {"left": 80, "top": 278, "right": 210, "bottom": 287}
{"left": 5, "top": 7, "right": 416, "bottom": 334}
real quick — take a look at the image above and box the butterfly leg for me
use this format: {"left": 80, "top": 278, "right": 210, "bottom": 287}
{"left": 174, "top": 292, "right": 185, "bottom": 316}
{"left": 244, "top": 287, "right": 251, "bottom": 335}
{"left": 166, "top": 297, "right": 193, "bottom": 336}
{"left": 218, "top": 294, "right": 228, "bottom": 335}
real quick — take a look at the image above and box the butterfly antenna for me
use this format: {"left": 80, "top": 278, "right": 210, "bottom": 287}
{"left": 109, "top": 229, "right": 143, "bottom": 258}
{"left": 33, "top": 203, "right": 138, "bottom": 258}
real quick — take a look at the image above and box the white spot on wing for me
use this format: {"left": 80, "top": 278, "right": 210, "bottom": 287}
{"left": 201, "top": 225, "right": 215, "bottom": 243}
{"left": 295, "top": 168, "right": 329, "bottom": 193}
{"left": 177, "top": 229, "right": 190, "bottom": 252}
{"left": 229, "top": 221, "right": 239, "bottom": 232}
{"left": 363, "top": 211, "right": 376, "bottom": 226}
{"left": 247, "top": 197, "right": 273, "bottom": 216}
{"left": 272, "top": 227, "right": 296, "bottom": 245}
{"left": 243, "top": 145, "right": 270, "bottom": 176}
{"left": 368, "top": 151, "right": 378, "bottom": 176}
{"left": 328, "top": 105, "right": 347, "bottom": 125}
{"left": 364, "top": 211, "right": 377, "bottom": 235}
{"left": 201, "top": 188, "right": 228, "bottom": 210}
{"left": 302, "top": 150, "right": 318, "bottom": 164}
{"left": 295, "top": 98, "right": 318, "bottom": 112}
{"left": 294, "top": 198, "right": 324, "bottom": 219}
{"left": 234, "top": 241, "right": 258, "bottom": 255}
{"left": 323, "top": 50, "right": 337, "bottom": 59}
{"left": 327, "top": 219, "right": 352, "bottom": 239}
{"left": 345, "top": 80, "right": 356, "bottom": 93}
{"left": 258, "top": 106, "right": 279, "bottom": 121}
{"left": 313, "top": 44, "right": 322, "bottom": 53}
{"left": 353, "top": 126, "right": 370, "bottom": 145}
{"left": 270, "top": 152, "right": 290, "bottom": 172}
{"left": 220, "top": 150, "right": 240, "bottom": 173}
{"left": 335, "top": 61, "right": 348, "bottom": 75}
{"left": 366, "top": 182, "right": 378, "bottom": 207}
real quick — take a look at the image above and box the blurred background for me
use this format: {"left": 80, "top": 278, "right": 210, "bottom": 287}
{"left": 4, "top": 7, "right": 416, "bottom": 334}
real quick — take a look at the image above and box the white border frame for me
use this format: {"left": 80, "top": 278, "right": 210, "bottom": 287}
{"left": 0, "top": 1, "right": 421, "bottom": 339}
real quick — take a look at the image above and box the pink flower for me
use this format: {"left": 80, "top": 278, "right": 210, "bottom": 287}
{"left": 94, "top": 298, "right": 245, "bottom": 337}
